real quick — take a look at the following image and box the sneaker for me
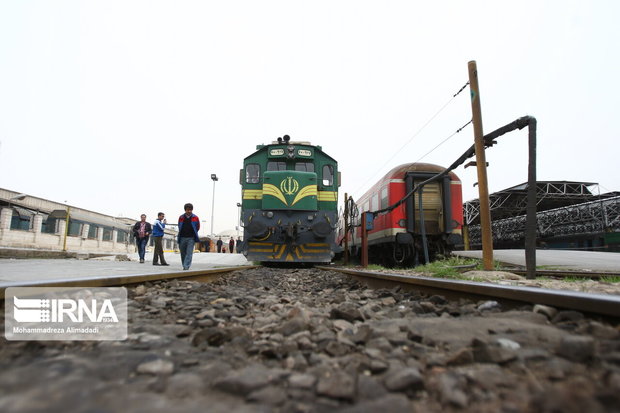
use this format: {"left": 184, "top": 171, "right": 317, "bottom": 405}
{"left": 161, "top": 263, "right": 170, "bottom": 266}
{"left": 153, "top": 263, "right": 160, "bottom": 266}
{"left": 140, "top": 259, "right": 144, "bottom": 263}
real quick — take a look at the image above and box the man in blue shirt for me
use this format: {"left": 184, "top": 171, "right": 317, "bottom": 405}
{"left": 152, "top": 212, "right": 169, "bottom": 266}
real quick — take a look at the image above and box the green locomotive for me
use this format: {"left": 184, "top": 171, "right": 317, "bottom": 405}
{"left": 240, "top": 135, "right": 340, "bottom": 263}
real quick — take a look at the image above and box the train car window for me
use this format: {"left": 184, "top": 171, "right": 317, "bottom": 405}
{"left": 295, "top": 162, "right": 315, "bottom": 172}
{"left": 267, "top": 161, "right": 286, "bottom": 171}
{"left": 322, "top": 165, "right": 334, "bottom": 186}
{"left": 380, "top": 187, "right": 389, "bottom": 209}
{"left": 371, "top": 194, "right": 379, "bottom": 211}
{"left": 246, "top": 163, "right": 260, "bottom": 183}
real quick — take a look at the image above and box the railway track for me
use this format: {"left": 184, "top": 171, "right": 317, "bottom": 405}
{"left": 0, "top": 265, "right": 257, "bottom": 295}
{"left": 499, "top": 267, "right": 620, "bottom": 279}
{"left": 1, "top": 265, "right": 619, "bottom": 412}
{"left": 317, "top": 265, "right": 620, "bottom": 318}
{"left": 4, "top": 263, "right": 618, "bottom": 318}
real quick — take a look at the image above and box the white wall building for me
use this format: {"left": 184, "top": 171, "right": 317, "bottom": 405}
{"left": 0, "top": 188, "right": 177, "bottom": 257}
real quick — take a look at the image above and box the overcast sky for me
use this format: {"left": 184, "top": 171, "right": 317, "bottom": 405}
{"left": 1, "top": 1, "right": 618, "bottom": 236}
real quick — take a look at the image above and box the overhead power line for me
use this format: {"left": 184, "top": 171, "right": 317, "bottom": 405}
{"left": 351, "top": 81, "right": 470, "bottom": 198}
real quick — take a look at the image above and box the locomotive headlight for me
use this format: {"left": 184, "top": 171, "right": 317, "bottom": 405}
{"left": 307, "top": 214, "right": 314, "bottom": 221}
{"left": 398, "top": 219, "right": 406, "bottom": 228}
{"left": 266, "top": 211, "right": 274, "bottom": 218}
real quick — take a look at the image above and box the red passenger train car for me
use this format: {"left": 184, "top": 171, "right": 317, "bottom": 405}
{"left": 341, "top": 162, "right": 463, "bottom": 266}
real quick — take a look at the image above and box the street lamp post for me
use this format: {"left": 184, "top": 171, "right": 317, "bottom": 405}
{"left": 236, "top": 202, "right": 242, "bottom": 237}
{"left": 210, "top": 174, "right": 218, "bottom": 236}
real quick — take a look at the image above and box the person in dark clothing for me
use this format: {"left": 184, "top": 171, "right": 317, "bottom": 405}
{"left": 216, "top": 237, "right": 223, "bottom": 253}
{"left": 152, "top": 212, "right": 169, "bottom": 266}
{"left": 236, "top": 237, "right": 242, "bottom": 253}
{"left": 229, "top": 237, "right": 235, "bottom": 253}
{"left": 177, "top": 203, "right": 200, "bottom": 270}
{"left": 132, "top": 214, "right": 152, "bottom": 263}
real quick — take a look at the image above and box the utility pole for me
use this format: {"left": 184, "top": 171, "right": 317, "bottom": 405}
{"left": 468, "top": 60, "right": 494, "bottom": 270}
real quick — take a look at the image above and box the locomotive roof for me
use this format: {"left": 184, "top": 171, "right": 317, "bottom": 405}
{"left": 270, "top": 140, "right": 312, "bottom": 145}
{"left": 245, "top": 140, "right": 336, "bottom": 163}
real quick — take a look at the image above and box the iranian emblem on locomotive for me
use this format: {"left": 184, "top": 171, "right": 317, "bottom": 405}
{"left": 280, "top": 177, "right": 299, "bottom": 196}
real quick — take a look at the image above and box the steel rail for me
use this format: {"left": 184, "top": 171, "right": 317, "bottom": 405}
{"left": 316, "top": 266, "right": 620, "bottom": 318}
{"left": 499, "top": 268, "right": 620, "bottom": 279}
{"left": 0, "top": 265, "right": 257, "bottom": 296}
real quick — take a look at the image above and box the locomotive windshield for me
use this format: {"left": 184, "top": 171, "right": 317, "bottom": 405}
{"left": 295, "top": 162, "right": 315, "bottom": 172}
{"left": 267, "top": 161, "right": 286, "bottom": 171}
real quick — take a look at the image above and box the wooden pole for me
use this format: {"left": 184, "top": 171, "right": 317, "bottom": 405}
{"left": 463, "top": 225, "right": 470, "bottom": 251}
{"left": 361, "top": 211, "right": 368, "bottom": 268}
{"left": 343, "top": 193, "right": 349, "bottom": 265}
{"left": 468, "top": 60, "right": 494, "bottom": 270}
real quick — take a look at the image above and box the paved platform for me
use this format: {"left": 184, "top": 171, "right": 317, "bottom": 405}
{"left": 0, "top": 252, "right": 249, "bottom": 286}
{"left": 453, "top": 249, "right": 620, "bottom": 272}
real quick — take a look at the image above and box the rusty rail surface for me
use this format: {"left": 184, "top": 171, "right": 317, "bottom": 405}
{"left": 316, "top": 266, "right": 620, "bottom": 318}
{"left": 498, "top": 268, "right": 620, "bottom": 279}
{"left": 0, "top": 266, "right": 257, "bottom": 296}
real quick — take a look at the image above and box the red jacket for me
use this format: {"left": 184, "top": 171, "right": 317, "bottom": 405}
{"left": 177, "top": 213, "right": 200, "bottom": 242}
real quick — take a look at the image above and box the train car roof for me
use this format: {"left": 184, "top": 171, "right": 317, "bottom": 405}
{"left": 356, "top": 162, "right": 460, "bottom": 201}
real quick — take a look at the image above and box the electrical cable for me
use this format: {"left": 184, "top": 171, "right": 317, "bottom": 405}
{"left": 350, "top": 82, "right": 470, "bottom": 198}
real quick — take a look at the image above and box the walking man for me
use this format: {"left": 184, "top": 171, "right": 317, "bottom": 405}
{"left": 229, "top": 237, "right": 235, "bottom": 253}
{"left": 152, "top": 212, "right": 169, "bottom": 266}
{"left": 178, "top": 203, "right": 200, "bottom": 270}
{"left": 216, "top": 237, "right": 223, "bottom": 253}
{"left": 132, "top": 214, "right": 152, "bottom": 263}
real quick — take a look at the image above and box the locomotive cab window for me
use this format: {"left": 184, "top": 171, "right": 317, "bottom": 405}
{"left": 267, "top": 161, "right": 286, "bottom": 171}
{"left": 295, "top": 162, "right": 315, "bottom": 172}
{"left": 246, "top": 163, "right": 260, "bottom": 184}
{"left": 322, "top": 165, "right": 334, "bottom": 186}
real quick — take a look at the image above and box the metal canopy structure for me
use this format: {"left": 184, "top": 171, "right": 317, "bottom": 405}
{"left": 474, "top": 195, "right": 620, "bottom": 244}
{"left": 464, "top": 181, "right": 599, "bottom": 225}
{"left": 464, "top": 181, "right": 620, "bottom": 248}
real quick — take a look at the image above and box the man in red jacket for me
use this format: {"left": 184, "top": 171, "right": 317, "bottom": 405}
{"left": 177, "top": 203, "right": 200, "bottom": 270}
